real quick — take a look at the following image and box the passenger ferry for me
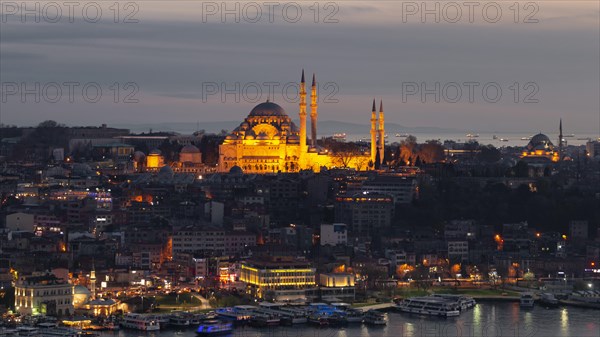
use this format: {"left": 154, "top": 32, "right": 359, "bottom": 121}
{"left": 215, "top": 306, "right": 253, "bottom": 323}
{"left": 343, "top": 308, "right": 365, "bottom": 323}
{"left": 259, "top": 303, "right": 307, "bottom": 324}
{"left": 196, "top": 320, "right": 233, "bottom": 335}
{"left": 431, "top": 294, "right": 476, "bottom": 310}
{"left": 248, "top": 313, "right": 280, "bottom": 327}
{"left": 169, "top": 315, "right": 191, "bottom": 327}
{"left": 120, "top": 313, "right": 161, "bottom": 331}
{"left": 397, "top": 296, "right": 461, "bottom": 317}
{"left": 363, "top": 310, "right": 386, "bottom": 325}
{"left": 520, "top": 293, "right": 535, "bottom": 308}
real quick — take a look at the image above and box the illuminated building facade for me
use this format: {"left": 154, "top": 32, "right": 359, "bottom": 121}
{"left": 15, "top": 273, "right": 74, "bottom": 316}
{"left": 318, "top": 273, "right": 356, "bottom": 301}
{"left": 240, "top": 257, "right": 316, "bottom": 300}
{"left": 218, "top": 71, "right": 382, "bottom": 173}
{"left": 520, "top": 133, "right": 559, "bottom": 163}
{"left": 146, "top": 149, "right": 164, "bottom": 170}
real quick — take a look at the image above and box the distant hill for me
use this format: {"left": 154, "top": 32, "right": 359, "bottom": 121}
{"left": 113, "top": 120, "right": 460, "bottom": 135}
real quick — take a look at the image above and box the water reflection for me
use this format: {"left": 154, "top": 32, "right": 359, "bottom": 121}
{"left": 109, "top": 303, "right": 599, "bottom": 337}
{"left": 560, "top": 308, "right": 569, "bottom": 335}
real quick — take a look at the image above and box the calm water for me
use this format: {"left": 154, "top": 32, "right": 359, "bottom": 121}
{"left": 101, "top": 303, "right": 599, "bottom": 337}
{"left": 345, "top": 132, "right": 599, "bottom": 147}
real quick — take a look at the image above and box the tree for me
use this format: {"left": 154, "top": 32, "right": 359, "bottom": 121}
{"left": 418, "top": 140, "right": 445, "bottom": 164}
{"left": 399, "top": 135, "right": 418, "bottom": 165}
{"left": 329, "top": 142, "right": 364, "bottom": 168}
{"left": 477, "top": 145, "right": 501, "bottom": 163}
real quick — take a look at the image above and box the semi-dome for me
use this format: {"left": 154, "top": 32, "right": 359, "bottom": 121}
{"left": 180, "top": 144, "right": 200, "bottom": 154}
{"left": 249, "top": 101, "right": 287, "bottom": 117}
{"left": 229, "top": 165, "right": 243, "bottom": 175}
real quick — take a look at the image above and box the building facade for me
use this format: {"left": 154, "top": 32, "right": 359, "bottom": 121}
{"left": 240, "top": 257, "right": 316, "bottom": 301}
{"left": 15, "top": 274, "right": 74, "bottom": 316}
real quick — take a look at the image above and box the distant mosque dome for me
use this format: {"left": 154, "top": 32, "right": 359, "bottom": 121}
{"left": 133, "top": 151, "right": 146, "bottom": 162}
{"left": 179, "top": 145, "right": 202, "bottom": 164}
{"left": 248, "top": 101, "right": 288, "bottom": 117}
{"left": 74, "top": 285, "right": 91, "bottom": 295}
{"left": 527, "top": 133, "right": 554, "bottom": 151}
{"left": 180, "top": 144, "right": 200, "bottom": 154}
{"left": 229, "top": 165, "right": 243, "bottom": 175}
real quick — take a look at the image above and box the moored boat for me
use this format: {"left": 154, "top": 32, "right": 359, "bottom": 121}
{"left": 539, "top": 293, "right": 559, "bottom": 307}
{"left": 363, "top": 310, "right": 386, "bottom": 325}
{"left": 397, "top": 296, "right": 461, "bottom": 317}
{"left": 520, "top": 293, "right": 535, "bottom": 308}
{"left": 308, "top": 314, "right": 329, "bottom": 327}
{"left": 120, "top": 313, "right": 160, "bottom": 331}
{"left": 196, "top": 320, "right": 233, "bottom": 335}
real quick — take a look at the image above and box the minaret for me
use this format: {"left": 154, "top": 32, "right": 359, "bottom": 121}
{"left": 299, "top": 70, "right": 308, "bottom": 167}
{"left": 90, "top": 265, "right": 97, "bottom": 300}
{"left": 378, "top": 100, "right": 385, "bottom": 165}
{"left": 310, "top": 73, "right": 318, "bottom": 148}
{"left": 558, "top": 118, "right": 564, "bottom": 160}
{"left": 370, "top": 99, "right": 378, "bottom": 166}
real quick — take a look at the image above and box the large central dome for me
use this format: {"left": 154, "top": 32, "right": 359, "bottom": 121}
{"left": 248, "top": 101, "right": 287, "bottom": 117}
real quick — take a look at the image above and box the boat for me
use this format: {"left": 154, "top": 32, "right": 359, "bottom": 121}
{"left": 363, "top": 310, "right": 386, "bottom": 325}
{"left": 520, "top": 293, "right": 535, "bottom": 308}
{"left": 169, "top": 315, "right": 191, "bottom": 327}
{"left": 15, "top": 327, "right": 39, "bottom": 337}
{"left": 332, "top": 133, "right": 347, "bottom": 141}
{"left": 38, "top": 326, "right": 82, "bottom": 337}
{"left": 148, "top": 314, "right": 170, "bottom": 328}
{"left": 308, "top": 314, "right": 329, "bottom": 327}
{"left": 539, "top": 293, "right": 559, "bottom": 307}
{"left": 396, "top": 296, "right": 460, "bottom": 317}
{"left": 396, "top": 133, "right": 409, "bottom": 138}
{"left": 564, "top": 134, "right": 575, "bottom": 138}
{"left": 343, "top": 308, "right": 364, "bottom": 323}
{"left": 326, "top": 312, "right": 347, "bottom": 325}
{"left": 431, "top": 294, "right": 476, "bottom": 310}
{"left": 215, "top": 306, "right": 253, "bottom": 323}
{"left": 120, "top": 313, "right": 160, "bottom": 331}
{"left": 466, "top": 133, "right": 479, "bottom": 138}
{"left": 196, "top": 320, "right": 233, "bottom": 335}
{"left": 0, "top": 328, "right": 18, "bottom": 337}
{"left": 248, "top": 313, "right": 280, "bottom": 327}
{"left": 500, "top": 138, "right": 509, "bottom": 142}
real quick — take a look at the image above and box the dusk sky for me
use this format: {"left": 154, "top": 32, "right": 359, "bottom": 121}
{"left": 1, "top": 1, "right": 599, "bottom": 134}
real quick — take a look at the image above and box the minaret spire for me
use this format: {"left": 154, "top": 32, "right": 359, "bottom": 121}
{"left": 370, "top": 99, "right": 378, "bottom": 167}
{"left": 378, "top": 99, "right": 385, "bottom": 165}
{"left": 310, "top": 73, "right": 318, "bottom": 148}
{"left": 298, "top": 70, "right": 307, "bottom": 170}
{"left": 559, "top": 118, "right": 564, "bottom": 161}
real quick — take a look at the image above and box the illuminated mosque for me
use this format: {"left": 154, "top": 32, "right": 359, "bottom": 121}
{"left": 218, "top": 71, "right": 386, "bottom": 173}
{"left": 520, "top": 119, "right": 564, "bottom": 163}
